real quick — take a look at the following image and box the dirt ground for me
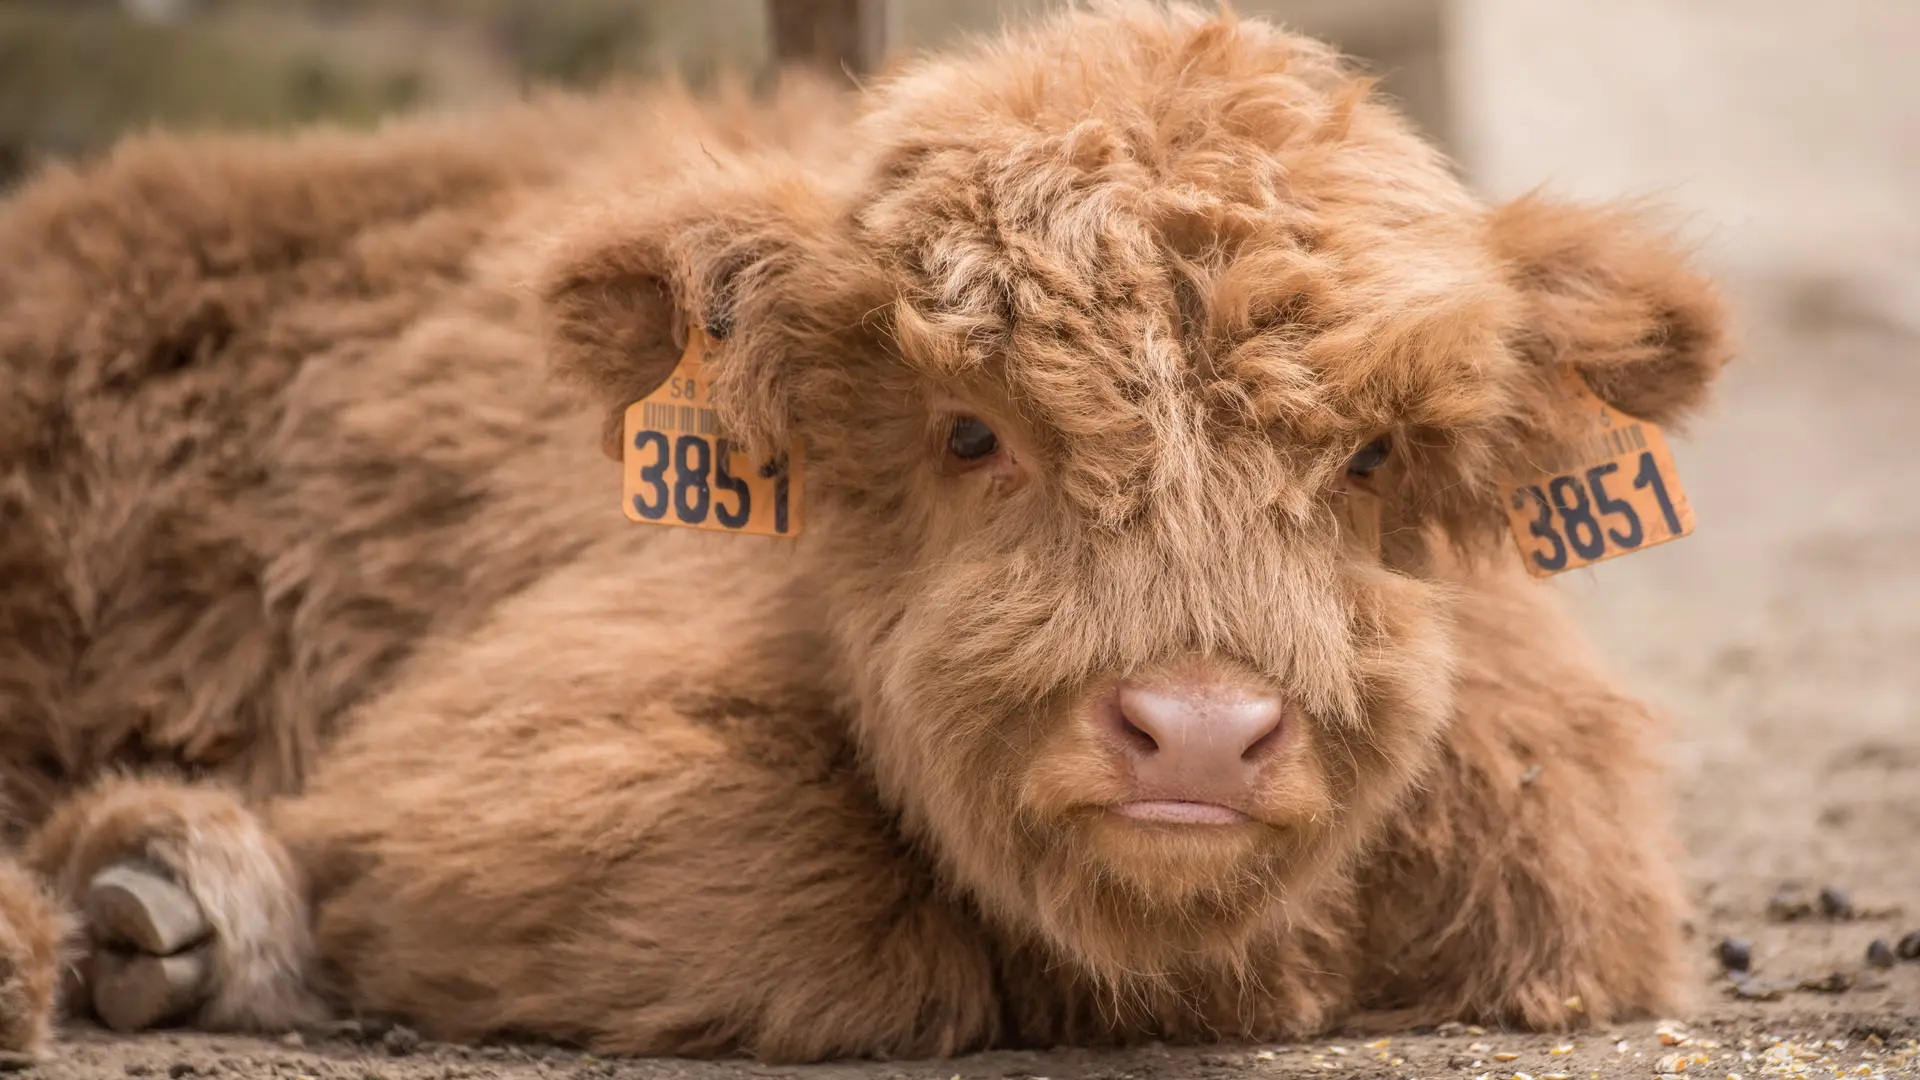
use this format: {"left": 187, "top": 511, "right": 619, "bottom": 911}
{"left": 13, "top": 270, "right": 1919, "bottom": 1077}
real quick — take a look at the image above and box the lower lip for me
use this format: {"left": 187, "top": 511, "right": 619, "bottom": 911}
{"left": 1110, "top": 800, "right": 1249, "bottom": 825}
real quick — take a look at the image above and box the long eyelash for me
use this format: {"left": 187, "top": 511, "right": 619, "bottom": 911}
{"left": 1348, "top": 437, "right": 1391, "bottom": 475}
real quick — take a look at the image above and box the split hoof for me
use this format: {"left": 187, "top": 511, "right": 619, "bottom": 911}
{"left": 86, "top": 863, "right": 211, "bottom": 957}
{"left": 83, "top": 863, "right": 214, "bottom": 1032}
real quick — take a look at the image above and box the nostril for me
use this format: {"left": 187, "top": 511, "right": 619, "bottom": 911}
{"left": 1240, "top": 716, "right": 1285, "bottom": 763}
{"left": 1109, "top": 701, "right": 1160, "bottom": 755}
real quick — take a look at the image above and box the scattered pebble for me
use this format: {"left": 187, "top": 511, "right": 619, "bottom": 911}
{"left": 381, "top": 1024, "right": 421, "bottom": 1057}
{"left": 1898, "top": 931, "right": 1920, "bottom": 961}
{"left": 1717, "top": 937, "right": 1753, "bottom": 973}
{"left": 1767, "top": 885, "right": 1814, "bottom": 922}
{"left": 1494, "top": 1052, "right": 1520, "bottom": 1062}
{"left": 1435, "top": 1022, "right": 1468, "bottom": 1037}
{"left": 1819, "top": 885, "right": 1855, "bottom": 920}
{"left": 278, "top": 1032, "right": 304, "bottom": 1049}
{"left": 1866, "top": 939, "right": 1897, "bottom": 969}
{"left": 1797, "top": 969, "right": 1855, "bottom": 993}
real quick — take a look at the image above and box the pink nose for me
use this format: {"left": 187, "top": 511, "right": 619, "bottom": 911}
{"left": 1101, "top": 681, "right": 1287, "bottom": 807}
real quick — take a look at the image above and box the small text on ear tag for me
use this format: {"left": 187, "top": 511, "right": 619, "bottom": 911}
{"left": 620, "top": 327, "right": 804, "bottom": 537}
{"left": 1504, "top": 367, "right": 1693, "bottom": 577}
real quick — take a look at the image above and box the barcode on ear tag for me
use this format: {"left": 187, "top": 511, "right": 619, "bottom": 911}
{"left": 620, "top": 327, "right": 804, "bottom": 537}
{"left": 1503, "top": 368, "right": 1694, "bottom": 577}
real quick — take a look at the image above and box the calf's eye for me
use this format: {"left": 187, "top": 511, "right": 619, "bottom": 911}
{"left": 947, "top": 417, "right": 1000, "bottom": 462}
{"left": 1347, "top": 435, "right": 1391, "bottom": 478}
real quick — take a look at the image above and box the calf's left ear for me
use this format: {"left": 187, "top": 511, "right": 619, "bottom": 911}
{"left": 537, "top": 163, "right": 877, "bottom": 460}
{"left": 1488, "top": 193, "right": 1734, "bottom": 432}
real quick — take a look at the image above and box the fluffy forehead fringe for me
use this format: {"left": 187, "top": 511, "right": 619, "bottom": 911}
{"left": 846, "top": 1, "right": 1524, "bottom": 519}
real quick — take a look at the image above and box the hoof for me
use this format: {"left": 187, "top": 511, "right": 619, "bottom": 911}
{"left": 83, "top": 864, "right": 214, "bottom": 1031}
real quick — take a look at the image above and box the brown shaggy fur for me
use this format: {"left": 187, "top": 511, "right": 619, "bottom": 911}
{"left": 0, "top": 2, "right": 1728, "bottom": 1062}
{"left": 0, "top": 854, "right": 68, "bottom": 1055}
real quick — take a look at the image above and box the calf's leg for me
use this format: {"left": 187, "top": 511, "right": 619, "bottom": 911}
{"left": 276, "top": 700, "right": 1003, "bottom": 1061}
{"left": 22, "top": 776, "right": 325, "bottom": 1035}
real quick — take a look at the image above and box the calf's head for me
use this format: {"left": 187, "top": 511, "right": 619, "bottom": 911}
{"left": 544, "top": 2, "right": 1729, "bottom": 990}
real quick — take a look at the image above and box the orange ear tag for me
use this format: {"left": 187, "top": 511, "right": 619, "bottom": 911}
{"left": 620, "top": 326, "right": 804, "bottom": 537}
{"left": 1503, "top": 367, "right": 1694, "bottom": 577}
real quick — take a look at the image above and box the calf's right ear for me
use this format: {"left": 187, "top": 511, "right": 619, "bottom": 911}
{"left": 537, "top": 163, "right": 875, "bottom": 462}
{"left": 1488, "top": 194, "right": 1735, "bottom": 435}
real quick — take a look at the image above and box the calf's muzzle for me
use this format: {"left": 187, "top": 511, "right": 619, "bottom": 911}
{"left": 1096, "top": 676, "right": 1288, "bottom": 824}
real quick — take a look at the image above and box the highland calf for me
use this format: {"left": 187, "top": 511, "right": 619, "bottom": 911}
{"left": 0, "top": 2, "right": 1729, "bottom": 1062}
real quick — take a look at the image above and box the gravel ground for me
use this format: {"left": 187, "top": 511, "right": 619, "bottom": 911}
{"left": 15, "top": 272, "right": 1919, "bottom": 1078}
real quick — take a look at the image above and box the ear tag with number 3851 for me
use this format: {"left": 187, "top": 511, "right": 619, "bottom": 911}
{"left": 1503, "top": 368, "right": 1694, "bottom": 577}
{"left": 620, "top": 326, "right": 804, "bottom": 537}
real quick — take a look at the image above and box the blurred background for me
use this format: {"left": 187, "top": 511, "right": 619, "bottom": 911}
{"left": 4, "top": 0, "right": 1918, "bottom": 946}
{"left": 3, "top": 0, "right": 1913, "bottom": 295}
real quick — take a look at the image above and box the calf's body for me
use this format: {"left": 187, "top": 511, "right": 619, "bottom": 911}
{"left": 0, "top": 3, "right": 1721, "bottom": 1061}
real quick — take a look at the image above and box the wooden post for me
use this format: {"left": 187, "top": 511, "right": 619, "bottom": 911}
{"left": 768, "top": 0, "right": 888, "bottom": 81}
